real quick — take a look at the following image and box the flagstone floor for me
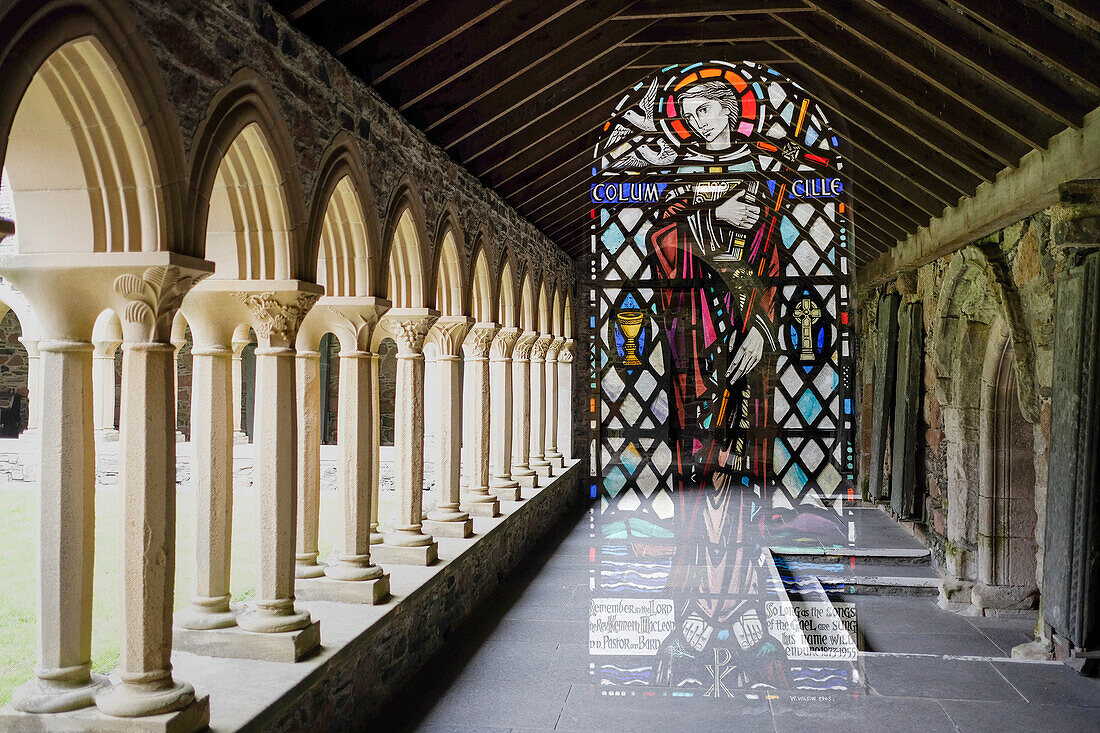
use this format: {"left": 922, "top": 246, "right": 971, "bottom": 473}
{"left": 369, "top": 496, "right": 1100, "bottom": 732}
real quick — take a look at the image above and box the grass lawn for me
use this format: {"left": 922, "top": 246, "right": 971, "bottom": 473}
{"left": 0, "top": 476, "right": 379, "bottom": 707}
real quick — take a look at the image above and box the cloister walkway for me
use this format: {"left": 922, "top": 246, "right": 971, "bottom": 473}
{"left": 371, "top": 498, "right": 1100, "bottom": 733}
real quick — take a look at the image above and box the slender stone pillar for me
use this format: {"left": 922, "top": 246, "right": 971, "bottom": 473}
{"left": 510, "top": 331, "right": 538, "bottom": 492}
{"left": 424, "top": 317, "right": 473, "bottom": 538}
{"left": 296, "top": 297, "right": 390, "bottom": 603}
{"left": 18, "top": 336, "right": 40, "bottom": 434}
{"left": 545, "top": 336, "right": 565, "bottom": 470}
{"left": 369, "top": 351, "right": 383, "bottom": 545}
{"left": 558, "top": 340, "right": 575, "bottom": 461}
{"left": 11, "top": 339, "right": 107, "bottom": 713}
{"left": 294, "top": 349, "right": 324, "bottom": 579}
{"left": 94, "top": 263, "right": 210, "bottom": 719}
{"left": 92, "top": 336, "right": 121, "bottom": 440}
{"left": 171, "top": 318, "right": 188, "bottom": 442}
{"left": 372, "top": 309, "right": 439, "bottom": 565}
{"left": 230, "top": 333, "right": 250, "bottom": 444}
{"left": 461, "top": 323, "right": 499, "bottom": 517}
{"left": 529, "top": 334, "right": 553, "bottom": 477}
{"left": 489, "top": 327, "right": 520, "bottom": 504}
{"left": 175, "top": 343, "right": 236, "bottom": 631}
{"left": 233, "top": 287, "right": 321, "bottom": 637}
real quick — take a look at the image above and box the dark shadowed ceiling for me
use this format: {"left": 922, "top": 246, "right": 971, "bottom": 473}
{"left": 268, "top": 0, "right": 1100, "bottom": 264}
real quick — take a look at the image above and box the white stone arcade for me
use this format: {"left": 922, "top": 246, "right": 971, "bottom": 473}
{"left": 0, "top": 33, "right": 575, "bottom": 732}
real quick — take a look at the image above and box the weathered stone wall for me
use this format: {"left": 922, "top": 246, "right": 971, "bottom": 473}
{"left": 857, "top": 210, "right": 1060, "bottom": 611}
{"left": 123, "top": 0, "right": 574, "bottom": 299}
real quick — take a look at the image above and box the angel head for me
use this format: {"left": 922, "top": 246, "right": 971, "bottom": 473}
{"left": 677, "top": 81, "right": 741, "bottom": 151}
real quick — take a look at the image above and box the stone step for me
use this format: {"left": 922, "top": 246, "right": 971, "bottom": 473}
{"left": 774, "top": 546, "right": 932, "bottom": 566}
{"left": 828, "top": 575, "right": 941, "bottom": 597}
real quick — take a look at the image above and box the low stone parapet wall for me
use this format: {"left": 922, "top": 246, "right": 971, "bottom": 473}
{"left": 169, "top": 461, "right": 583, "bottom": 731}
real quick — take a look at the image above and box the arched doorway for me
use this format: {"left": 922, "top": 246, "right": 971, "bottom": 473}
{"left": 976, "top": 336, "right": 1039, "bottom": 611}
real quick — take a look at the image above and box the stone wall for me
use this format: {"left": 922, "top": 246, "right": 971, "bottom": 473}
{"left": 124, "top": 0, "right": 574, "bottom": 299}
{"left": 857, "top": 210, "right": 1059, "bottom": 613}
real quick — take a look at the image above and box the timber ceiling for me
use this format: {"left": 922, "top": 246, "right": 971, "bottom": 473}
{"left": 269, "top": 0, "right": 1100, "bottom": 265}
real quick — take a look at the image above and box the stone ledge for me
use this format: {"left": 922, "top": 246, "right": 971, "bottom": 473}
{"left": 296, "top": 574, "right": 390, "bottom": 605}
{"left": 423, "top": 518, "right": 473, "bottom": 538}
{"left": 163, "top": 462, "right": 581, "bottom": 731}
{"left": 173, "top": 621, "right": 320, "bottom": 663}
{"left": 370, "top": 542, "right": 438, "bottom": 566}
{"left": 0, "top": 696, "right": 209, "bottom": 733}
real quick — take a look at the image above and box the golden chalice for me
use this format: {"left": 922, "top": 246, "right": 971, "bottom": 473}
{"left": 616, "top": 310, "right": 645, "bottom": 366}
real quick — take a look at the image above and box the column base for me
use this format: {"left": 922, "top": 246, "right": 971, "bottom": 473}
{"left": 172, "top": 621, "right": 320, "bottom": 663}
{"left": 296, "top": 573, "right": 390, "bottom": 604}
{"left": 232, "top": 431, "right": 249, "bottom": 445}
{"left": 547, "top": 454, "right": 564, "bottom": 471}
{"left": 95, "top": 679, "right": 194, "bottom": 719}
{"left": 294, "top": 561, "right": 326, "bottom": 579}
{"left": 424, "top": 518, "right": 474, "bottom": 538}
{"left": 10, "top": 672, "right": 110, "bottom": 714}
{"left": 370, "top": 542, "right": 438, "bottom": 566}
{"left": 532, "top": 461, "right": 552, "bottom": 478}
{"left": 0, "top": 696, "right": 209, "bottom": 733}
{"left": 491, "top": 485, "right": 521, "bottom": 502}
{"left": 461, "top": 496, "right": 500, "bottom": 517}
{"left": 369, "top": 531, "right": 384, "bottom": 545}
{"left": 174, "top": 431, "right": 185, "bottom": 444}
{"left": 174, "top": 600, "right": 238, "bottom": 631}
{"left": 515, "top": 473, "right": 539, "bottom": 489}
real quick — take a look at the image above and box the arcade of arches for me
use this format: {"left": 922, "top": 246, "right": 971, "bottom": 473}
{"left": 0, "top": 1, "right": 1098, "bottom": 731}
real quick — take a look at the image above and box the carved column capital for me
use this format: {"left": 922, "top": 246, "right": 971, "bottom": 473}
{"left": 320, "top": 296, "right": 391, "bottom": 353}
{"left": 545, "top": 336, "right": 565, "bottom": 361}
{"left": 558, "top": 339, "right": 575, "bottom": 363}
{"left": 429, "top": 315, "right": 474, "bottom": 358}
{"left": 384, "top": 308, "right": 439, "bottom": 355}
{"left": 112, "top": 265, "right": 209, "bottom": 343}
{"left": 530, "top": 334, "right": 553, "bottom": 361}
{"left": 512, "top": 330, "right": 538, "bottom": 361}
{"left": 463, "top": 322, "right": 499, "bottom": 359}
{"left": 235, "top": 289, "right": 320, "bottom": 348}
{"left": 490, "top": 327, "right": 520, "bottom": 360}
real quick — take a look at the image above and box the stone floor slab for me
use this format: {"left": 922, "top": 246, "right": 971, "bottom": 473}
{"left": 991, "top": 660, "right": 1100, "bottom": 706}
{"left": 861, "top": 656, "right": 1026, "bottom": 701}
{"left": 938, "top": 699, "right": 1100, "bottom": 732}
{"left": 770, "top": 694, "right": 956, "bottom": 733}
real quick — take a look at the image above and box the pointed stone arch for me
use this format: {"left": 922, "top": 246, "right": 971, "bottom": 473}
{"left": 431, "top": 207, "right": 466, "bottom": 317}
{"left": 468, "top": 235, "right": 494, "bottom": 323}
{"left": 497, "top": 251, "right": 518, "bottom": 328}
{"left": 536, "top": 279, "right": 550, "bottom": 334}
{"left": 0, "top": 1, "right": 186, "bottom": 256}
{"left": 552, "top": 287, "right": 563, "bottom": 337}
{"left": 518, "top": 270, "right": 536, "bottom": 332}
{"left": 564, "top": 294, "right": 573, "bottom": 339}
{"left": 382, "top": 182, "right": 429, "bottom": 309}
{"left": 187, "top": 69, "right": 306, "bottom": 280}
{"left": 307, "top": 134, "right": 379, "bottom": 297}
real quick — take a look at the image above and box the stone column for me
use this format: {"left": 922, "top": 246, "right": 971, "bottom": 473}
{"left": 373, "top": 309, "right": 439, "bottom": 566}
{"left": 174, "top": 338, "right": 236, "bottom": 632}
{"left": 529, "top": 334, "right": 553, "bottom": 477}
{"left": 489, "top": 327, "right": 520, "bottom": 503}
{"left": 424, "top": 317, "right": 473, "bottom": 538}
{"left": 293, "top": 347, "right": 324, "bottom": 579}
{"left": 171, "top": 317, "right": 188, "bottom": 442}
{"left": 11, "top": 338, "right": 106, "bottom": 713}
{"left": 510, "top": 331, "right": 538, "bottom": 492}
{"left": 233, "top": 285, "right": 322, "bottom": 645}
{"left": 94, "top": 262, "right": 211, "bottom": 719}
{"left": 91, "top": 335, "right": 121, "bottom": 440}
{"left": 18, "top": 336, "right": 40, "bottom": 434}
{"left": 230, "top": 332, "right": 250, "bottom": 444}
{"left": 461, "top": 323, "right": 499, "bottom": 517}
{"left": 545, "top": 336, "right": 565, "bottom": 470}
{"left": 369, "top": 351, "right": 383, "bottom": 545}
{"left": 296, "top": 298, "right": 390, "bottom": 604}
{"left": 558, "top": 339, "right": 575, "bottom": 461}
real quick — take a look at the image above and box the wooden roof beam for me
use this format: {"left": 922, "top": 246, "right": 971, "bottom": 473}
{"left": 944, "top": 0, "right": 1100, "bottom": 95}
{"left": 801, "top": 0, "right": 1064, "bottom": 149}
{"left": 861, "top": 0, "right": 1096, "bottom": 129}
{"left": 620, "top": 18, "right": 801, "bottom": 45}
{"left": 612, "top": 0, "right": 814, "bottom": 20}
